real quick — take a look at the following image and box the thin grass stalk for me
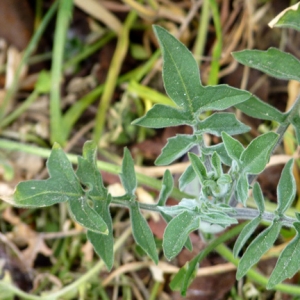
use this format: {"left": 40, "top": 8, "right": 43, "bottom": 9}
{"left": 50, "top": 0, "right": 73, "bottom": 145}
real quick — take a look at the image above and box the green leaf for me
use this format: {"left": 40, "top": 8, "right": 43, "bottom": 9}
{"left": 87, "top": 195, "right": 114, "bottom": 270}
{"left": 68, "top": 196, "right": 108, "bottom": 234}
{"left": 163, "top": 210, "right": 200, "bottom": 260}
{"left": 291, "top": 114, "right": 300, "bottom": 145}
{"left": 203, "top": 143, "right": 232, "bottom": 166}
{"left": 198, "top": 85, "right": 251, "bottom": 112}
{"left": 178, "top": 165, "right": 196, "bottom": 191}
{"left": 188, "top": 152, "right": 207, "bottom": 184}
{"left": 211, "top": 152, "right": 222, "bottom": 177}
{"left": 155, "top": 134, "right": 197, "bottom": 165}
{"left": 276, "top": 159, "right": 296, "bottom": 215}
{"left": 14, "top": 143, "right": 83, "bottom": 207}
{"left": 159, "top": 209, "right": 193, "bottom": 252}
{"left": 157, "top": 169, "right": 174, "bottom": 206}
{"left": 269, "top": 3, "right": 300, "bottom": 31}
{"left": 132, "top": 104, "right": 193, "bottom": 128}
{"left": 217, "top": 174, "right": 232, "bottom": 185}
{"left": 169, "top": 263, "right": 189, "bottom": 291}
{"left": 75, "top": 142, "right": 113, "bottom": 268}
{"left": 35, "top": 70, "right": 51, "bottom": 93}
{"left": 197, "top": 113, "right": 250, "bottom": 136}
{"left": 252, "top": 182, "right": 265, "bottom": 214}
{"left": 170, "top": 255, "right": 199, "bottom": 295}
{"left": 158, "top": 199, "right": 198, "bottom": 216}
{"left": 130, "top": 202, "right": 158, "bottom": 263}
{"left": 120, "top": 148, "right": 137, "bottom": 196}
{"left": 202, "top": 212, "right": 237, "bottom": 226}
{"left": 236, "top": 219, "right": 282, "bottom": 279}
{"left": 233, "top": 48, "right": 300, "bottom": 81}
{"left": 267, "top": 222, "right": 300, "bottom": 289}
{"left": 235, "top": 95, "right": 285, "bottom": 123}
{"left": 222, "top": 132, "right": 244, "bottom": 162}
{"left": 240, "top": 132, "right": 279, "bottom": 174}
{"left": 153, "top": 25, "right": 203, "bottom": 113}
{"left": 76, "top": 141, "right": 107, "bottom": 200}
{"left": 236, "top": 174, "right": 248, "bottom": 205}
{"left": 233, "top": 216, "right": 262, "bottom": 257}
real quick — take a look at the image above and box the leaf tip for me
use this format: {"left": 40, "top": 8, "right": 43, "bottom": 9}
{"left": 52, "top": 142, "right": 62, "bottom": 150}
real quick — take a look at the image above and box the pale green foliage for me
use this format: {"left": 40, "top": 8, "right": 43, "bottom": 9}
{"left": 9, "top": 4, "right": 300, "bottom": 297}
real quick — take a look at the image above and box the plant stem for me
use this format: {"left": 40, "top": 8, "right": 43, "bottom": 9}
{"left": 231, "top": 208, "right": 296, "bottom": 227}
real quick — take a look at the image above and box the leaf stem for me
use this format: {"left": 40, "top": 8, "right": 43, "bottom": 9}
{"left": 231, "top": 208, "right": 296, "bottom": 227}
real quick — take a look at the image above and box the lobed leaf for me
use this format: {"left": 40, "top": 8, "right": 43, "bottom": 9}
{"left": 240, "top": 132, "right": 279, "bottom": 174}
{"left": 132, "top": 104, "right": 193, "bottom": 128}
{"left": 197, "top": 113, "right": 250, "bottom": 136}
{"left": 236, "top": 219, "right": 282, "bottom": 279}
{"left": 163, "top": 210, "right": 200, "bottom": 260}
{"left": 267, "top": 222, "right": 300, "bottom": 289}
{"left": 155, "top": 134, "right": 197, "bottom": 166}
{"left": 276, "top": 159, "right": 296, "bottom": 215}
{"left": 235, "top": 95, "right": 285, "bottom": 123}
{"left": 233, "top": 216, "right": 262, "bottom": 257}
{"left": 130, "top": 202, "right": 158, "bottom": 263}
{"left": 14, "top": 143, "right": 83, "bottom": 207}
{"left": 233, "top": 48, "right": 300, "bottom": 82}
{"left": 120, "top": 148, "right": 137, "bottom": 196}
